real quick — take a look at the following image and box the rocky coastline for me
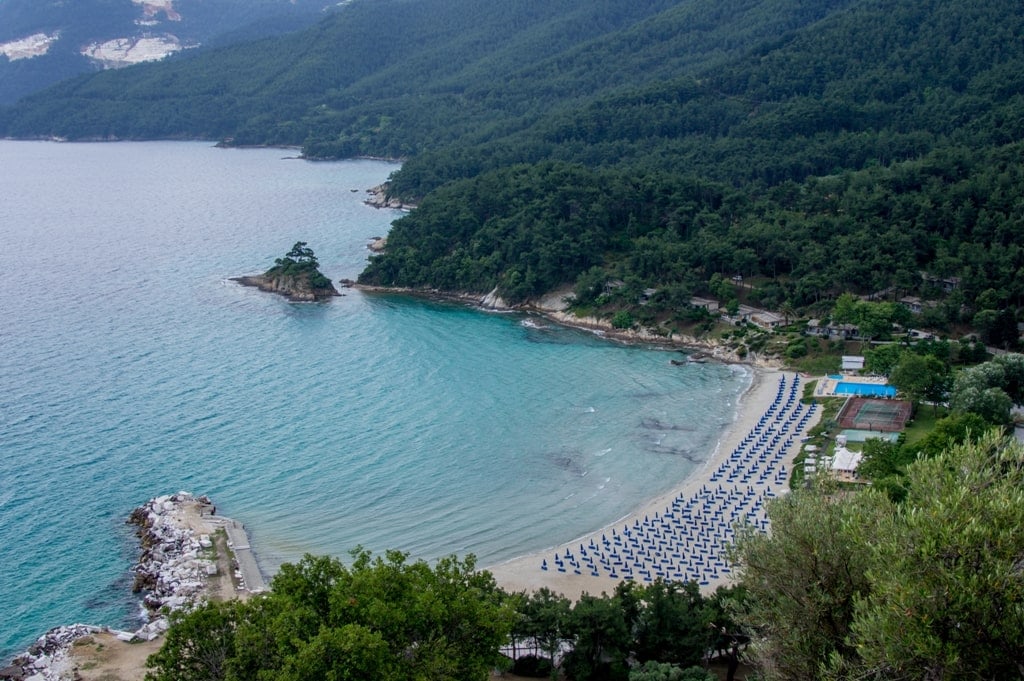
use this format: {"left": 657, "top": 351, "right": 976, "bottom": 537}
{"left": 364, "top": 183, "right": 416, "bottom": 211}
{"left": 232, "top": 273, "right": 340, "bottom": 301}
{"left": 353, "top": 283, "right": 782, "bottom": 368}
{"left": 1, "top": 492, "right": 244, "bottom": 681}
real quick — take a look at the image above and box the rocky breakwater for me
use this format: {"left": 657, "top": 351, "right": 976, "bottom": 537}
{"left": 127, "top": 492, "right": 219, "bottom": 623}
{"left": 1, "top": 625, "right": 101, "bottom": 681}
{"left": 1, "top": 493, "right": 223, "bottom": 681}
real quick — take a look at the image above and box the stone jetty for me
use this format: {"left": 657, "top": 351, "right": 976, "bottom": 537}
{"left": 127, "top": 491, "right": 219, "bottom": 617}
{"left": 2, "top": 492, "right": 257, "bottom": 681}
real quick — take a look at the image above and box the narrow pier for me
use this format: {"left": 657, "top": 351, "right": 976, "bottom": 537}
{"left": 211, "top": 516, "right": 268, "bottom": 593}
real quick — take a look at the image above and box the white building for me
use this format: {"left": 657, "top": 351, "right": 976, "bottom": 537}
{"left": 829, "top": 445, "right": 863, "bottom": 483}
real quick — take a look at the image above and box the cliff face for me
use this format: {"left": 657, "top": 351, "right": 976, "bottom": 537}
{"left": 233, "top": 273, "right": 340, "bottom": 302}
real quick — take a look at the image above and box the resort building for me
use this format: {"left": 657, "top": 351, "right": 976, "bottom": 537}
{"left": 750, "top": 310, "right": 786, "bottom": 330}
{"left": 805, "top": 320, "right": 859, "bottom": 340}
{"left": 829, "top": 445, "right": 864, "bottom": 484}
{"left": 689, "top": 296, "right": 720, "bottom": 312}
{"left": 841, "top": 355, "right": 865, "bottom": 372}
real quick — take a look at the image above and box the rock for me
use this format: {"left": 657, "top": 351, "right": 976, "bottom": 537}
{"left": 0, "top": 665, "right": 25, "bottom": 680}
{"left": 232, "top": 273, "right": 339, "bottom": 301}
{"left": 480, "top": 287, "right": 508, "bottom": 310}
{"left": 364, "top": 184, "right": 416, "bottom": 211}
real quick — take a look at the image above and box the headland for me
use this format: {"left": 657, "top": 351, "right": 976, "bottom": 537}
{"left": 3, "top": 493, "right": 265, "bottom": 681}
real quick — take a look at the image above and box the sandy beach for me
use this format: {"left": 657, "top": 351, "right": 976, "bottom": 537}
{"left": 487, "top": 367, "right": 819, "bottom": 599}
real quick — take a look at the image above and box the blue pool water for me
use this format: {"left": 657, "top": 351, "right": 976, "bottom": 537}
{"left": 834, "top": 382, "right": 897, "bottom": 397}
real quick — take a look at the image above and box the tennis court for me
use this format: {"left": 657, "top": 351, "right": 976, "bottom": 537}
{"left": 837, "top": 397, "right": 912, "bottom": 432}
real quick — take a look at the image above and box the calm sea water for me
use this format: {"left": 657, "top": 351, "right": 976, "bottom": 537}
{"left": 0, "top": 141, "right": 749, "bottom": 657}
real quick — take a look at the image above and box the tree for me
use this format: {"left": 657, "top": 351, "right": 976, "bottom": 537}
{"left": 730, "top": 481, "right": 892, "bottom": 680}
{"left": 145, "top": 600, "right": 241, "bottom": 681}
{"left": 865, "top": 343, "right": 904, "bottom": 376}
{"left": 516, "top": 587, "right": 572, "bottom": 676}
{"left": 630, "top": 580, "right": 710, "bottom": 668}
{"left": 889, "top": 352, "right": 948, "bottom": 413}
{"left": 828, "top": 430, "right": 1024, "bottom": 679}
{"left": 947, "top": 356, "right": 1024, "bottom": 424}
{"left": 562, "top": 593, "right": 631, "bottom": 681}
{"left": 612, "top": 310, "right": 635, "bottom": 329}
{"left": 146, "top": 550, "right": 515, "bottom": 681}
{"left": 286, "top": 241, "right": 318, "bottom": 266}
{"left": 831, "top": 293, "right": 860, "bottom": 325}
{"left": 857, "top": 438, "right": 909, "bottom": 481}
{"left": 993, "top": 353, "right": 1024, "bottom": 404}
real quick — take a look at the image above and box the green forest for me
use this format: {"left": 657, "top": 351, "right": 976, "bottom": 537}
{"left": 2, "top": 0, "right": 1023, "bottom": 335}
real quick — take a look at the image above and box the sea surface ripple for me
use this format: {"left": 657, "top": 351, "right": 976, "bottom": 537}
{"left": 0, "top": 141, "right": 748, "bottom": 657}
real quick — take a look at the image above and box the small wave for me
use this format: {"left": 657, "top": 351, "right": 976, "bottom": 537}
{"left": 593, "top": 448, "right": 611, "bottom": 457}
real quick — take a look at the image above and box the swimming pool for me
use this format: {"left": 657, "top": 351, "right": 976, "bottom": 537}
{"left": 834, "top": 382, "right": 897, "bottom": 397}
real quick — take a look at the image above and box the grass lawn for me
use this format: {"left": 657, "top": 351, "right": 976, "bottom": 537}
{"left": 902, "top": 404, "right": 950, "bottom": 447}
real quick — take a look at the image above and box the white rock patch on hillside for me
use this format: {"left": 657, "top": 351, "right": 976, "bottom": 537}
{"left": 0, "top": 32, "right": 60, "bottom": 61}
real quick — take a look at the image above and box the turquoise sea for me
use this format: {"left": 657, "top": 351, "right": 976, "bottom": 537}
{"left": 0, "top": 141, "right": 749, "bottom": 658}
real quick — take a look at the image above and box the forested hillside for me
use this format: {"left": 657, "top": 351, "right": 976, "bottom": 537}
{"left": 365, "top": 0, "right": 1024, "bottom": 329}
{"left": 3, "top": 0, "right": 1023, "bottom": 331}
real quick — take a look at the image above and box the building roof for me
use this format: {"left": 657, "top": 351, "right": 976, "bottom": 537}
{"left": 841, "top": 355, "right": 865, "bottom": 370}
{"left": 830, "top": 446, "right": 862, "bottom": 473}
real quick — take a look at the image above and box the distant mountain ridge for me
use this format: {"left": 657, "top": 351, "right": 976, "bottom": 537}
{"left": 0, "top": 0, "right": 335, "bottom": 105}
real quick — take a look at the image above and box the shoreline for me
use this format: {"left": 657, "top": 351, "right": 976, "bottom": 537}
{"left": 349, "top": 284, "right": 817, "bottom": 598}
{"left": 350, "top": 283, "right": 780, "bottom": 368}
{"left": 485, "top": 366, "right": 819, "bottom": 598}
{"left": 4, "top": 493, "right": 264, "bottom": 680}
{"left": 7, "top": 291, "right": 807, "bottom": 677}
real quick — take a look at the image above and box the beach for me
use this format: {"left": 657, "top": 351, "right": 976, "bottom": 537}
{"left": 487, "top": 367, "right": 819, "bottom": 599}
{"left": 8, "top": 371, "right": 816, "bottom": 680}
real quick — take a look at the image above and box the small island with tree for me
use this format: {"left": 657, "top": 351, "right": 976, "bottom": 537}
{"left": 234, "top": 241, "right": 340, "bottom": 301}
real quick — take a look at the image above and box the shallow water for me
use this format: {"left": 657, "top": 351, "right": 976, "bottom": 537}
{"left": 0, "top": 141, "right": 748, "bottom": 657}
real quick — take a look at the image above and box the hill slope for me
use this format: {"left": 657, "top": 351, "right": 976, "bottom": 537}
{"left": 2, "top": 0, "right": 1022, "bottom": 338}
{"left": 0, "top": 0, "right": 853, "bottom": 147}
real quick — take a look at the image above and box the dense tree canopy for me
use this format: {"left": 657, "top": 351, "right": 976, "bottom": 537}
{"left": 733, "top": 429, "right": 1024, "bottom": 680}
{"left": 5, "top": 0, "right": 1024, "bottom": 324}
{"left": 145, "top": 550, "right": 515, "bottom": 681}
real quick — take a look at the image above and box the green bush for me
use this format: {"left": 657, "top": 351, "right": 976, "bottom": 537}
{"left": 612, "top": 310, "right": 635, "bottom": 329}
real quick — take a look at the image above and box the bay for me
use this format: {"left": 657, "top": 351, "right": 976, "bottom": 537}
{"left": 0, "top": 141, "right": 748, "bottom": 657}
